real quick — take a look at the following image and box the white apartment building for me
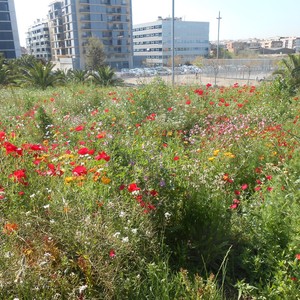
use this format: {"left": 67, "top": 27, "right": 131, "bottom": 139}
{"left": 133, "top": 17, "right": 209, "bottom": 67}
{"left": 26, "top": 19, "right": 52, "bottom": 61}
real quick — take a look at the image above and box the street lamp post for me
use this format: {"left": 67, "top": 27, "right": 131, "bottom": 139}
{"left": 172, "top": 0, "right": 175, "bottom": 86}
{"left": 216, "top": 11, "right": 222, "bottom": 59}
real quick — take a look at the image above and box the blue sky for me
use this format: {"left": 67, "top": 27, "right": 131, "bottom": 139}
{"left": 14, "top": 0, "right": 300, "bottom": 46}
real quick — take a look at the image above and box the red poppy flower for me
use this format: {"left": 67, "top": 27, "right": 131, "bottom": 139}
{"left": 241, "top": 184, "right": 248, "bottom": 190}
{"left": 9, "top": 169, "right": 27, "bottom": 185}
{"left": 230, "top": 199, "right": 240, "bottom": 210}
{"left": 47, "top": 163, "right": 64, "bottom": 176}
{"left": 119, "top": 184, "right": 125, "bottom": 190}
{"left": 72, "top": 165, "right": 87, "bottom": 176}
{"left": 291, "top": 277, "right": 297, "bottom": 281}
{"left": 96, "top": 132, "right": 106, "bottom": 139}
{"left": 78, "top": 147, "right": 95, "bottom": 156}
{"left": 3, "top": 142, "right": 23, "bottom": 156}
{"left": 295, "top": 254, "right": 300, "bottom": 260}
{"left": 95, "top": 151, "right": 110, "bottom": 162}
{"left": 109, "top": 249, "right": 116, "bottom": 258}
{"left": 173, "top": 156, "right": 180, "bottom": 161}
{"left": 185, "top": 100, "right": 191, "bottom": 105}
{"left": 146, "top": 113, "right": 156, "bottom": 121}
{"left": 91, "top": 109, "right": 98, "bottom": 116}
{"left": 194, "top": 89, "right": 203, "bottom": 96}
{"left": 149, "top": 190, "right": 158, "bottom": 197}
{"left": 128, "top": 183, "right": 140, "bottom": 193}
{"left": 0, "top": 131, "right": 6, "bottom": 141}
{"left": 75, "top": 125, "right": 85, "bottom": 131}
{"left": 23, "top": 143, "right": 47, "bottom": 152}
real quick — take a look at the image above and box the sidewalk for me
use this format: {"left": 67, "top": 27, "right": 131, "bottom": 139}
{"left": 123, "top": 74, "right": 260, "bottom": 87}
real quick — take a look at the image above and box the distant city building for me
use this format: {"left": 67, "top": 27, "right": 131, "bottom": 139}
{"left": 0, "top": 0, "right": 21, "bottom": 58}
{"left": 225, "top": 37, "right": 299, "bottom": 56}
{"left": 226, "top": 41, "right": 248, "bottom": 54}
{"left": 26, "top": 19, "right": 52, "bottom": 61}
{"left": 132, "top": 17, "right": 210, "bottom": 67}
{"left": 295, "top": 39, "right": 300, "bottom": 53}
{"left": 48, "top": 0, "right": 133, "bottom": 70}
{"left": 261, "top": 38, "right": 283, "bottom": 49}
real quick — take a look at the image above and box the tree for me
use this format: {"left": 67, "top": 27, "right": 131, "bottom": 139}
{"left": 67, "top": 69, "right": 91, "bottom": 84}
{"left": 0, "top": 55, "right": 12, "bottom": 86}
{"left": 91, "top": 66, "right": 123, "bottom": 86}
{"left": 167, "top": 55, "right": 183, "bottom": 67}
{"left": 19, "top": 60, "right": 65, "bottom": 90}
{"left": 273, "top": 54, "right": 300, "bottom": 94}
{"left": 85, "top": 37, "right": 106, "bottom": 70}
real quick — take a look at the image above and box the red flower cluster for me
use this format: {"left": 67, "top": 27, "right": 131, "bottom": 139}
{"left": 72, "top": 166, "right": 87, "bottom": 176}
{"left": 95, "top": 151, "right": 110, "bottom": 162}
{"left": 9, "top": 169, "right": 28, "bottom": 185}
{"left": 3, "top": 142, "right": 23, "bottom": 156}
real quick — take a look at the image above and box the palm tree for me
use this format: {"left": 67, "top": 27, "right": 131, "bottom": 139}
{"left": 273, "top": 54, "right": 300, "bottom": 94}
{"left": 67, "top": 69, "right": 90, "bottom": 84}
{"left": 91, "top": 66, "right": 123, "bottom": 86}
{"left": 19, "top": 60, "right": 65, "bottom": 90}
{"left": 0, "top": 55, "right": 15, "bottom": 86}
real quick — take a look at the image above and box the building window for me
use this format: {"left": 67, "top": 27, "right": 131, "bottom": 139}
{"left": 0, "top": 3, "right": 9, "bottom": 10}
{"left": 0, "top": 12, "right": 10, "bottom": 21}
{"left": 0, "top": 31, "right": 13, "bottom": 40}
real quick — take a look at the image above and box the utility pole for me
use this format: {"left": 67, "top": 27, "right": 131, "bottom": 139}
{"left": 216, "top": 11, "right": 222, "bottom": 59}
{"left": 172, "top": 0, "right": 175, "bottom": 86}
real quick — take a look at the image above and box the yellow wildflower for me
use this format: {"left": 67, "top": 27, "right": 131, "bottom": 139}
{"left": 213, "top": 149, "right": 220, "bottom": 156}
{"left": 224, "top": 152, "right": 235, "bottom": 158}
{"left": 101, "top": 176, "right": 111, "bottom": 184}
{"left": 64, "top": 176, "right": 75, "bottom": 184}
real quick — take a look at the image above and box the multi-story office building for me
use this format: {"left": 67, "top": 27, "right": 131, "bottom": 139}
{"left": 48, "top": 0, "right": 133, "bottom": 70}
{"left": 0, "top": 0, "right": 21, "bottom": 58}
{"left": 26, "top": 19, "right": 52, "bottom": 61}
{"left": 133, "top": 17, "right": 210, "bottom": 67}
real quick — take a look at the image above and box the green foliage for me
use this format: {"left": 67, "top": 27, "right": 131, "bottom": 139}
{"left": 19, "top": 60, "right": 65, "bottom": 90}
{"left": 91, "top": 65, "right": 123, "bottom": 86}
{"left": 84, "top": 37, "right": 106, "bottom": 70}
{"left": 67, "top": 69, "right": 91, "bottom": 84}
{"left": 0, "top": 54, "right": 15, "bottom": 86}
{"left": 35, "top": 106, "right": 54, "bottom": 140}
{"left": 273, "top": 54, "right": 300, "bottom": 94}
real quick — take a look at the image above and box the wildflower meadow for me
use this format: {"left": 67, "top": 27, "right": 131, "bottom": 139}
{"left": 0, "top": 77, "right": 300, "bottom": 299}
